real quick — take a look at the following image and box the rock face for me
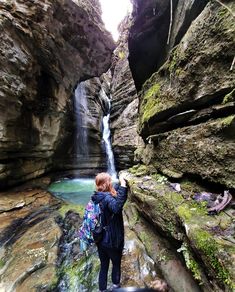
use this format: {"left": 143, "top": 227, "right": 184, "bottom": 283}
{"left": 0, "top": 180, "right": 62, "bottom": 291}
{"left": 122, "top": 167, "right": 235, "bottom": 291}
{"left": 0, "top": 0, "right": 114, "bottom": 188}
{"left": 110, "top": 16, "right": 144, "bottom": 170}
{"left": 129, "top": 1, "right": 235, "bottom": 188}
{"left": 128, "top": 0, "right": 208, "bottom": 90}
{"left": 54, "top": 74, "right": 112, "bottom": 176}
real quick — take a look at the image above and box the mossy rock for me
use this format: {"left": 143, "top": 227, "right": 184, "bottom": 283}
{"left": 125, "top": 172, "right": 235, "bottom": 290}
{"left": 138, "top": 1, "right": 235, "bottom": 138}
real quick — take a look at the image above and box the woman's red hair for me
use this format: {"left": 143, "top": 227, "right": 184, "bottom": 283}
{"left": 95, "top": 172, "right": 117, "bottom": 196}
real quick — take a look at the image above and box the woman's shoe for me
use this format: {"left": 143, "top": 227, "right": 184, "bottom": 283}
{"left": 112, "top": 283, "right": 121, "bottom": 290}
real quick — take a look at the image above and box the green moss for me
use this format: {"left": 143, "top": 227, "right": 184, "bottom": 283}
{"left": 127, "top": 205, "right": 140, "bottom": 228}
{"left": 152, "top": 173, "right": 168, "bottom": 184}
{"left": 140, "top": 83, "right": 162, "bottom": 124}
{"left": 218, "top": 7, "right": 228, "bottom": 18}
{"left": 177, "top": 204, "right": 193, "bottom": 221}
{"left": 175, "top": 68, "right": 186, "bottom": 77}
{"left": 221, "top": 115, "right": 235, "bottom": 127}
{"left": 139, "top": 230, "right": 153, "bottom": 252}
{"left": 134, "top": 146, "right": 144, "bottom": 161}
{"left": 0, "top": 258, "right": 5, "bottom": 269}
{"left": 192, "top": 229, "right": 233, "bottom": 288}
{"left": 144, "top": 83, "right": 161, "bottom": 100}
{"left": 129, "top": 164, "right": 148, "bottom": 176}
{"left": 177, "top": 201, "right": 207, "bottom": 223}
{"left": 58, "top": 204, "right": 84, "bottom": 218}
{"left": 222, "top": 89, "right": 235, "bottom": 104}
{"left": 188, "top": 258, "right": 202, "bottom": 282}
{"left": 168, "top": 47, "right": 187, "bottom": 74}
{"left": 180, "top": 179, "right": 204, "bottom": 196}
{"left": 57, "top": 252, "right": 99, "bottom": 291}
{"left": 178, "top": 243, "right": 202, "bottom": 282}
{"left": 168, "top": 192, "right": 185, "bottom": 205}
{"left": 169, "top": 50, "right": 179, "bottom": 73}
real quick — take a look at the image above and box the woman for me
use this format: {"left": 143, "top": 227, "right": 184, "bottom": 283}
{"left": 92, "top": 172, "right": 128, "bottom": 292}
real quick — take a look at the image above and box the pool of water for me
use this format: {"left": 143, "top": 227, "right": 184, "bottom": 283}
{"left": 48, "top": 178, "right": 95, "bottom": 205}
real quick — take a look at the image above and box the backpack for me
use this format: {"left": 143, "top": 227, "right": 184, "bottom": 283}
{"left": 78, "top": 199, "right": 104, "bottom": 251}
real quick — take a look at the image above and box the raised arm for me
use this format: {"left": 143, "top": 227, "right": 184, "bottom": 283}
{"left": 106, "top": 185, "right": 127, "bottom": 214}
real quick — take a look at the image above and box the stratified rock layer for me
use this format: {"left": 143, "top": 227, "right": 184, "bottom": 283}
{"left": 0, "top": 181, "right": 62, "bottom": 291}
{"left": 54, "top": 75, "right": 112, "bottom": 176}
{"left": 110, "top": 16, "right": 144, "bottom": 169}
{"left": 129, "top": 0, "right": 208, "bottom": 90}
{"left": 122, "top": 168, "right": 235, "bottom": 291}
{"left": 0, "top": 0, "right": 114, "bottom": 188}
{"left": 132, "top": 1, "right": 235, "bottom": 188}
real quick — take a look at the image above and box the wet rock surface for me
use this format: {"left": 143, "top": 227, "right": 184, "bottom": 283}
{"left": 0, "top": 174, "right": 234, "bottom": 292}
{"left": 124, "top": 207, "right": 202, "bottom": 292}
{"left": 122, "top": 168, "right": 235, "bottom": 291}
{"left": 0, "top": 182, "right": 62, "bottom": 291}
{"left": 54, "top": 206, "right": 169, "bottom": 291}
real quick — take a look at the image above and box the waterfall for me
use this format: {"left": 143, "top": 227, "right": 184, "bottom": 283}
{"left": 74, "top": 82, "right": 88, "bottom": 158}
{"left": 102, "top": 99, "right": 117, "bottom": 179}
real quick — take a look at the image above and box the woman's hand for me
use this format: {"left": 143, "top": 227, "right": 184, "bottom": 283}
{"left": 119, "top": 174, "right": 127, "bottom": 187}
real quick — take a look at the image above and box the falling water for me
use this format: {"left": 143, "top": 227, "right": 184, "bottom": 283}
{"left": 74, "top": 82, "right": 89, "bottom": 158}
{"left": 102, "top": 99, "right": 117, "bottom": 179}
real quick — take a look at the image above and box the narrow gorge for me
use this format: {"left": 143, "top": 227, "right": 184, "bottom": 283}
{"left": 0, "top": 0, "right": 234, "bottom": 291}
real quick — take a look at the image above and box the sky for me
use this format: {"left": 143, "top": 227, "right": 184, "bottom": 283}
{"left": 99, "top": 0, "right": 132, "bottom": 41}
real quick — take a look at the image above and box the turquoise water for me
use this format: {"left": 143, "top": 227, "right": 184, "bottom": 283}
{"left": 48, "top": 178, "right": 95, "bottom": 205}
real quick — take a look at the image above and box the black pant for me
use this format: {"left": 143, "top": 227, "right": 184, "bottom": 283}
{"left": 97, "top": 244, "right": 123, "bottom": 291}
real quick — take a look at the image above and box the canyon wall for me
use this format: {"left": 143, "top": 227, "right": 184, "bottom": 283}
{"left": 124, "top": 1, "right": 235, "bottom": 290}
{"left": 129, "top": 0, "right": 208, "bottom": 90}
{"left": 110, "top": 16, "right": 144, "bottom": 170}
{"left": 129, "top": 0, "right": 235, "bottom": 189}
{"left": 0, "top": 0, "right": 114, "bottom": 188}
{"left": 53, "top": 74, "right": 112, "bottom": 176}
